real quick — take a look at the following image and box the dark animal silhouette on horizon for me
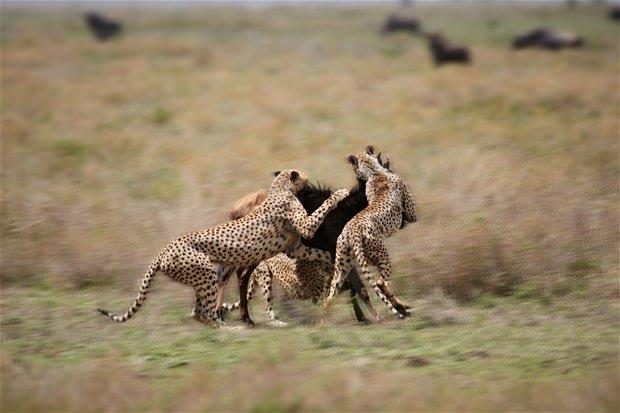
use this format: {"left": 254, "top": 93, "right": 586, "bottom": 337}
{"left": 382, "top": 14, "right": 422, "bottom": 35}
{"left": 85, "top": 13, "right": 122, "bottom": 41}
{"left": 513, "top": 28, "right": 583, "bottom": 50}
{"left": 427, "top": 33, "right": 471, "bottom": 66}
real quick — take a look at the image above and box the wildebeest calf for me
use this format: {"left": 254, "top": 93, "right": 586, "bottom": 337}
{"left": 85, "top": 13, "right": 122, "bottom": 41}
{"left": 513, "top": 28, "right": 583, "bottom": 50}
{"left": 427, "top": 33, "right": 471, "bottom": 66}
{"left": 381, "top": 14, "right": 421, "bottom": 35}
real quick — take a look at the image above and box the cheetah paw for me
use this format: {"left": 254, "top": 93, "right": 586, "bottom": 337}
{"left": 270, "top": 319, "right": 288, "bottom": 327}
{"left": 220, "top": 325, "right": 244, "bottom": 332}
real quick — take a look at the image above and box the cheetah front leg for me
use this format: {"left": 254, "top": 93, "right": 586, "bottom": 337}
{"left": 285, "top": 241, "right": 332, "bottom": 264}
{"left": 287, "top": 189, "right": 349, "bottom": 239}
{"left": 399, "top": 180, "right": 418, "bottom": 223}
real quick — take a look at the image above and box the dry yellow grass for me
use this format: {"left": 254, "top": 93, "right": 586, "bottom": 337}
{"left": 2, "top": 3, "right": 617, "bottom": 297}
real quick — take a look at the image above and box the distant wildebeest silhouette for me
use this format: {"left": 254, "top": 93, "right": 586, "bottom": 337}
{"left": 382, "top": 14, "right": 422, "bottom": 35}
{"left": 513, "top": 28, "right": 583, "bottom": 50}
{"left": 426, "top": 33, "right": 471, "bottom": 66}
{"left": 609, "top": 6, "right": 620, "bottom": 21}
{"left": 85, "top": 13, "right": 122, "bottom": 41}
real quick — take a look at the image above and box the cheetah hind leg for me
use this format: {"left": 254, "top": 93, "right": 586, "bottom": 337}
{"left": 160, "top": 244, "right": 225, "bottom": 327}
{"left": 185, "top": 264, "right": 225, "bottom": 326}
{"left": 351, "top": 238, "right": 405, "bottom": 320}
{"left": 192, "top": 285, "right": 226, "bottom": 327}
{"left": 192, "top": 294, "right": 233, "bottom": 321}
{"left": 377, "top": 278, "right": 412, "bottom": 316}
{"left": 365, "top": 239, "right": 410, "bottom": 319}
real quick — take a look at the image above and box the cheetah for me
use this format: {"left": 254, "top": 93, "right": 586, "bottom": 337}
{"left": 224, "top": 252, "right": 411, "bottom": 324}
{"left": 97, "top": 169, "right": 349, "bottom": 326}
{"left": 222, "top": 254, "right": 332, "bottom": 325}
{"left": 219, "top": 154, "right": 414, "bottom": 324}
{"left": 322, "top": 146, "right": 417, "bottom": 322}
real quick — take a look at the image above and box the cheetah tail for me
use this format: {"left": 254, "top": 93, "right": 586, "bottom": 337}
{"left": 97, "top": 257, "right": 161, "bottom": 323}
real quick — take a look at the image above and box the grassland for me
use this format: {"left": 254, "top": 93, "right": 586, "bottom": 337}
{"left": 1, "top": 3, "right": 619, "bottom": 412}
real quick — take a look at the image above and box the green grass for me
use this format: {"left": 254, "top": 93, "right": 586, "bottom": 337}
{"left": 1, "top": 284, "right": 619, "bottom": 411}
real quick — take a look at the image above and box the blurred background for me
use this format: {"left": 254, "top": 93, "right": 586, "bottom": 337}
{"left": 1, "top": 0, "right": 619, "bottom": 411}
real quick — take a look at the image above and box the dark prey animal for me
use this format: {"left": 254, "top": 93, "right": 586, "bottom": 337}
{"left": 216, "top": 154, "right": 412, "bottom": 326}
{"left": 381, "top": 14, "right": 422, "bottom": 35}
{"left": 512, "top": 28, "right": 583, "bottom": 50}
{"left": 427, "top": 33, "right": 471, "bottom": 66}
{"left": 85, "top": 13, "right": 122, "bottom": 41}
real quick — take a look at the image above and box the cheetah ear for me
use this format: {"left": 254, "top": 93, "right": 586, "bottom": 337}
{"left": 272, "top": 170, "right": 281, "bottom": 177}
{"left": 383, "top": 156, "right": 391, "bottom": 170}
{"left": 347, "top": 154, "right": 358, "bottom": 166}
{"left": 378, "top": 152, "right": 390, "bottom": 170}
{"left": 366, "top": 145, "right": 376, "bottom": 155}
{"left": 289, "top": 170, "right": 299, "bottom": 181}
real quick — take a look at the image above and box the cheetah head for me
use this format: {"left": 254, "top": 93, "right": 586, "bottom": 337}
{"left": 347, "top": 145, "right": 388, "bottom": 180}
{"left": 270, "top": 169, "right": 309, "bottom": 194}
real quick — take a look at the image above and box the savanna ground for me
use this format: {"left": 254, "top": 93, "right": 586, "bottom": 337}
{"left": 1, "top": 2, "right": 619, "bottom": 412}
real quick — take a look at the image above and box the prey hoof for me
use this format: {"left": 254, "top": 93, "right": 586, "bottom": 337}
{"left": 242, "top": 316, "right": 256, "bottom": 327}
{"left": 216, "top": 307, "right": 230, "bottom": 321}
